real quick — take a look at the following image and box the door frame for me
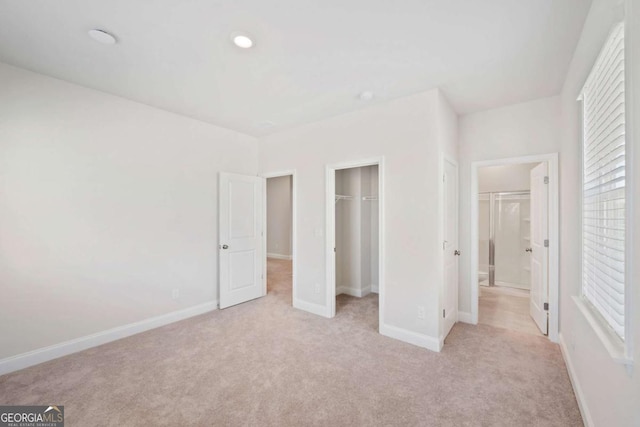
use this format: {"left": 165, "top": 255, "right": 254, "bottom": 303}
{"left": 470, "top": 153, "right": 559, "bottom": 342}
{"left": 325, "top": 157, "right": 385, "bottom": 329}
{"left": 261, "top": 170, "right": 297, "bottom": 304}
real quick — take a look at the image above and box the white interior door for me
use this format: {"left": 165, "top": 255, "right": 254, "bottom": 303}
{"left": 529, "top": 163, "right": 549, "bottom": 334}
{"left": 443, "top": 159, "right": 459, "bottom": 339}
{"left": 219, "top": 172, "right": 265, "bottom": 309}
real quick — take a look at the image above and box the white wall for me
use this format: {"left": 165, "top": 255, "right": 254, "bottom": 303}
{"left": 458, "top": 96, "right": 561, "bottom": 315}
{"left": 478, "top": 163, "right": 538, "bottom": 193}
{"left": 0, "top": 62, "right": 258, "bottom": 360}
{"left": 557, "top": 0, "right": 640, "bottom": 425}
{"left": 369, "top": 166, "right": 380, "bottom": 292}
{"left": 266, "top": 175, "right": 292, "bottom": 258}
{"left": 260, "top": 89, "right": 456, "bottom": 348}
{"left": 361, "top": 165, "right": 379, "bottom": 293}
{"left": 336, "top": 167, "right": 362, "bottom": 294}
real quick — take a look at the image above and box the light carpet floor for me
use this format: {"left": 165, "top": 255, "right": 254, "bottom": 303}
{"left": 0, "top": 259, "right": 582, "bottom": 426}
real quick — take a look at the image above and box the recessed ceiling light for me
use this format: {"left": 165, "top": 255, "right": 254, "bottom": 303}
{"left": 231, "top": 32, "right": 254, "bottom": 49}
{"left": 359, "top": 91, "right": 374, "bottom": 101}
{"left": 88, "top": 29, "right": 117, "bottom": 45}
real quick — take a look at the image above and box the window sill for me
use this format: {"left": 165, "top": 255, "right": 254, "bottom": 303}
{"left": 572, "top": 296, "right": 633, "bottom": 366}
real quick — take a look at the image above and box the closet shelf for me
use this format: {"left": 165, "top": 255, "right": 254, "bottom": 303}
{"left": 523, "top": 236, "right": 530, "bottom": 241}
{"left": 335, "top": 194, "right": 354, "bottom": 203}
{"left": 523, "top": 218, "right": 530, "bottom": 222}
{"left": 362, "top": 196, "right": 378, "bottom": 201}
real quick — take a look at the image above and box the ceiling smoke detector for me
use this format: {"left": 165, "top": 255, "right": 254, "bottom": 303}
{"left": 88, "top": 29, "right": 117, "bottom": 45}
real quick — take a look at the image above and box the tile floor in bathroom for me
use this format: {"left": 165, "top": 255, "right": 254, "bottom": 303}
{"left": 478, "top": 285, "right": 544, "bottom": 336}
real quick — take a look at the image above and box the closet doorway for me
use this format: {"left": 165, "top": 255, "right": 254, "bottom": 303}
{"left": 326, "top": 158, "right": 384, "bottom": 331}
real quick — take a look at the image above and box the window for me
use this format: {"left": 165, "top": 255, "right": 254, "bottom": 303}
{"left": 580, "top": 23, "right": 626, "bottom": 341}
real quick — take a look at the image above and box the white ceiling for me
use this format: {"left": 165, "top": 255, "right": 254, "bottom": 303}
{"left": 0, "top": 0, "right": 590, "bottom": 136}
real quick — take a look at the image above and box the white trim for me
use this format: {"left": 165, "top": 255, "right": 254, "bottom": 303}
{"left": 379, "top": 322, "right": 442, "bottom": 352}
{"left": 371, "top": 284, "right": 379, "bottom": 293}
{"left": 267, "top": 253, "right": 292, "bottom": 260}
{"left": 336, "top": 285, "right": 371, "bottom": 298}
{"left": 325, "top": 157, "right": 385, "bottom": 333}
{"left": 559, "top": 333, "right": 595, "bottom": 427}
{"left": 261, "top": 170, "right": 297, "bottom": 307}
{"left": 470, "top": 153, "right": 559, "bottom": 342}
{"left": 457, "top": 311, "right": 474, "bottom": 324}
{"left": 0, "top": 301, "right": 217, "bottom": 376}
{"left": 293, "top": 297, "right": 331, "bottom": 318}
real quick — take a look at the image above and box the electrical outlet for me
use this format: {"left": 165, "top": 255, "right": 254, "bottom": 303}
{"left": 417, "top": 306, "right": 425, "bottom": 320}
{"left": 172, "top": 289, "right": 180, "bottom": 300}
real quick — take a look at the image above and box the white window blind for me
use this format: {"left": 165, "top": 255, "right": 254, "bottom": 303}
{"left": 581, "top": 22, "right": 625, "bottom": 340}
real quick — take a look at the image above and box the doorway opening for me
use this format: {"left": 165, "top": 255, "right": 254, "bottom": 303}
{"left": 478, "top": 164, "right": 540, "bottom": 335}
{"left": 471, "top": 154, "right": 559, "bottom": 341}
{"left": 263, "top": 172, "right": 296, "bottom": 307}
{"left": 326, "top": 158, "right": 384, "bottom": 331}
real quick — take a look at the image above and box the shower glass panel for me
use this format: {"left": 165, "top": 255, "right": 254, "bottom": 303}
{"left": 479, "top": 192, "right": 531, "bottom": 290}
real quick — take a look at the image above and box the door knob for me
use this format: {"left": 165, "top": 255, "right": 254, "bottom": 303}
{"left": 221, "top": 244, "right": 229, "bottom": 250}
{"left": 454, "top": 250, "right": 461, "bottom": 256}
{"left": 525, "top": 248, "right": 532, "bottom": 253}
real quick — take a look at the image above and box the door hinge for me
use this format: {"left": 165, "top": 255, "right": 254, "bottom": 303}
{"left": 544, "top": 302, "right": 549, "bottom": 311}
{"left": 443, "top": 309, "right": 446, "bottom": 318}
{"left": 544, "top": 239, "right": 549, "bottom": 247}
{"left": 544, "top": 176, "right": 549, "bottom": 184}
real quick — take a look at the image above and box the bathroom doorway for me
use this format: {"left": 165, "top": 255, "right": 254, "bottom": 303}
{"left": 470, "top": 154, "right": 559, "bottom": 341}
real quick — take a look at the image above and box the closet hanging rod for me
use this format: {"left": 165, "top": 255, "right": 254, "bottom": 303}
{"left": 361, "top": 196, "right": 378, "bottom": 201}
{"left": 335, "top": 194, "right": 354, "bottom": 203}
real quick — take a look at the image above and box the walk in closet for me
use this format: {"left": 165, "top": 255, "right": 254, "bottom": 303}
{"left": 334, "top": 165, "right": 379, "bottom": 298}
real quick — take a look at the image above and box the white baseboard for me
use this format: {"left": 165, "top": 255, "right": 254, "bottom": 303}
{"left": 559, "top": 333, "right": 594, "bottom": 427}
{"left": 293, "top": 298, "right": 330, "bottom": 318}
{"left": 336, "top": 285, "right": 371, "bottom": 298}
{"left": 0, "top": 301, "right": 218, "bottom": 376}
{"left": 371, "top": 284, "right": 379, "bottom": 294}
{"left": 457, "top": 311, "right": 475, "bottom": 324}
{"left": 380, "top": 322, "right": 442, "bottom": 352}
{"left": 267, "top": 253, "right": 292, "bottom": 260}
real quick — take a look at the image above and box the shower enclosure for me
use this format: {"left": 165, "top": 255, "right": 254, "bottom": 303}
{"left": 479, "top": 191, "right": 531, "bottom": 290}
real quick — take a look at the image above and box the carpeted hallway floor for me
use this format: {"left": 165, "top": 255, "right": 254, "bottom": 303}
{"left": 0, "top": 259, "right": 582, "bottom": 426}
